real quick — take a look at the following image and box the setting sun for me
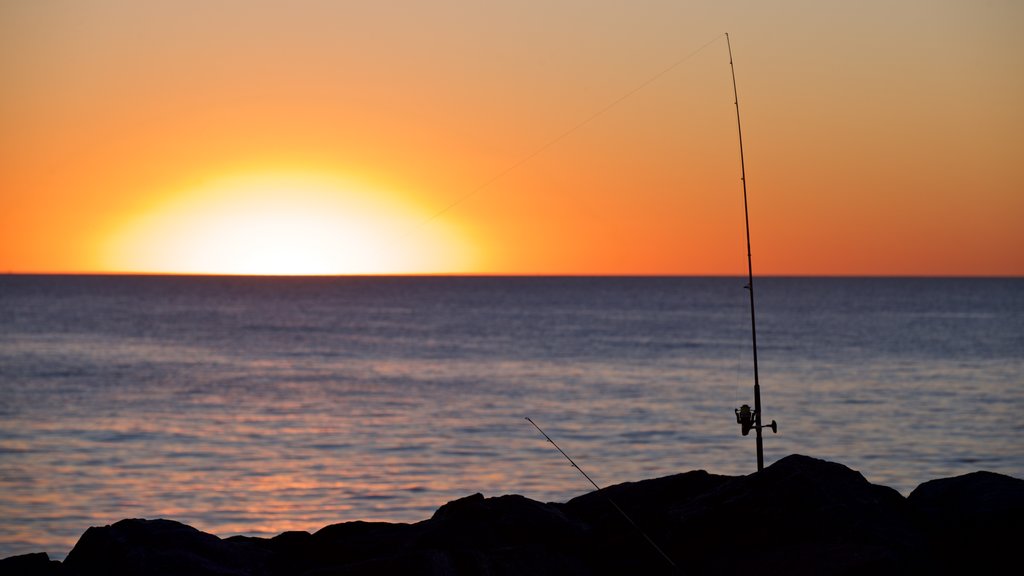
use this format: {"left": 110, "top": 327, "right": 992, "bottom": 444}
{"left": 101, "top": 173, "right": 474, "bottom": 275}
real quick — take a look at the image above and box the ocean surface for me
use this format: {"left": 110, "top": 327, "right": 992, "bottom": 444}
{"left": 1, "top": 275, "right": 1021, "bottom": 560}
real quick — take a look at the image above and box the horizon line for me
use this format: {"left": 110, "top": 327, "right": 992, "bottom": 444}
{"left": 2, "top": 272, "right": 1021, "bottom": 280}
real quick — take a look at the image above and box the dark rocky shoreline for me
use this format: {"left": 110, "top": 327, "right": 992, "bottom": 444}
{"left": 3, "top": 454, "right": 1021, "bottom": 575}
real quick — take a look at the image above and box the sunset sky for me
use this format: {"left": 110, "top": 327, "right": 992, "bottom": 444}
{"left": 2, "top": 0, "right": 1021, "bottom": 276}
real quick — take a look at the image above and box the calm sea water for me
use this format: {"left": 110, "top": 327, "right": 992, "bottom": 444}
{"left": 1, "top": 275, "right": 1021, "bottom": 560}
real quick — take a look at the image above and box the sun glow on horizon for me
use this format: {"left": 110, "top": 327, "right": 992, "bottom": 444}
{"left": 102, "top": 173, "right": 474, "bottom": 275}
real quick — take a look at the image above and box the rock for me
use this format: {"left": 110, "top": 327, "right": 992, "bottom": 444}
{"left": 270, "top": 521, "right": 421, "bottom": 575}
{"left": 662, "top": 455, "right": 924, "bottom": 576}
{"left": 414, "top": 493, "right": 592, "bottom": 575}
{"left": 563, "top": 469, "right": 732, "bottom": 575}
{"left": 62, "top": 518, "right": 270, "bottom": 576}
{"left": 566, "top": 469, "right": 731, "bottom": 523}
{"left": 425, "top": 492, "right": 586, "bottom": 548}
{"left": 909, "top": 470, "right": 1024, "bottom": 574}
{"left": 0, "top": 552, "right": 62, "bottom": 576}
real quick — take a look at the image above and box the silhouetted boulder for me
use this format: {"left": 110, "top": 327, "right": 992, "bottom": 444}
{"left": 909, "top": 470, "right": 1024, "bottom": 574}
{"left": 426, "top": 492, "right": 586, "bottom": 548}
{"left": 261, "top": 521, "right": 422, "bottom": 575}
{"left": 0, "top": 552, "right": 61, "bottom": 576}
{"left": 662, "top": 455, "right": 924, "bottom": 575}
{"left": 414, "top": 493, "right": 592, "bottom": 575}
{"left": 563, "top": 469, "right": 732, "bottom": 574}
{"left": 62, "top": 518, "right": 269, "bottom": 576}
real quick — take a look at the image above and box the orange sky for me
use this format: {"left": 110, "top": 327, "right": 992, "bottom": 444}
{"left": 2, "top": 1, "right": 1022, "bottom": 275}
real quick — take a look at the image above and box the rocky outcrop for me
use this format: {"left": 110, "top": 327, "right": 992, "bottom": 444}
{"left": 5, "top": 455, "right": 1022, "bottom": 575}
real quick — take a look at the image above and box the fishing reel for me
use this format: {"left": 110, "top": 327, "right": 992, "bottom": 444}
{"left": 734, "top": 404, "right": 777, "bottom": 436}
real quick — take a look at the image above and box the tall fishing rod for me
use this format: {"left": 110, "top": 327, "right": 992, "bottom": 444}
{"left": 525, "top": 417, "right": 679, "bottom": 572}
{"left": 726, "top": 33, "right": 777, "bottom": 472}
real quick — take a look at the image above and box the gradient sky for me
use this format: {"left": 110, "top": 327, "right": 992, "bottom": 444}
{"left": 2, "top": 0, "right": 1021, "bottom": 275}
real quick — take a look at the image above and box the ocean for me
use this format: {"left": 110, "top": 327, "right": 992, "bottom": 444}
{"left": 1, "top": 275, "right": 1021, "bottom": 560}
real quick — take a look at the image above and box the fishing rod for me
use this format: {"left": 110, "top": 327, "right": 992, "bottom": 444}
{"left": 726, "top": 33, "right": 777, "bottom": 472}
{"left": 525, "top": 417, "right": 679, "bottom": 572}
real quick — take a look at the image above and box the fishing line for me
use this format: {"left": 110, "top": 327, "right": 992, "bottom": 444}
{"left": 525, "top": 417, "right": 679, "bottom": 572}
{"left": 734, "top": 282, "right": 751, "bottom": 407}
{"left": 419, "top": 34, "right": 725, "bottom": 228}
